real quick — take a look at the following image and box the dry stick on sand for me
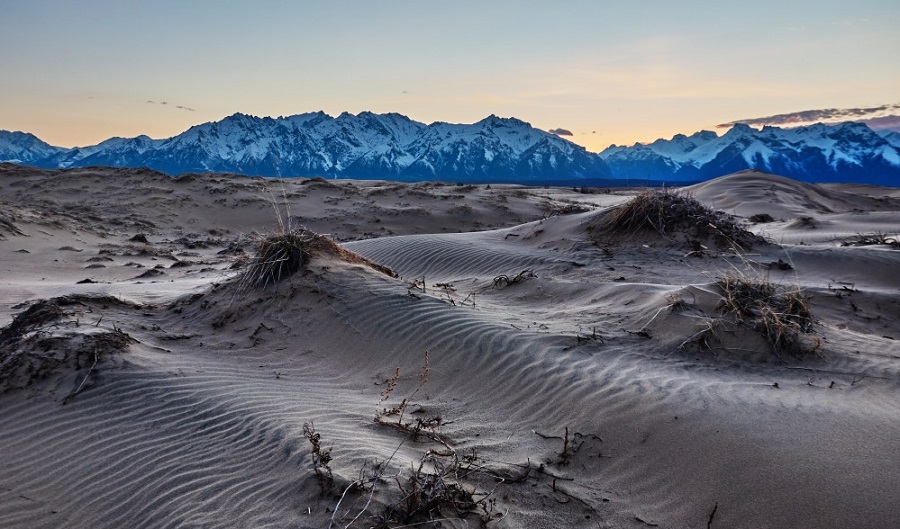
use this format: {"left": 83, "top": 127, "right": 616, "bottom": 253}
{"left": 62, "top": 351, "right": 99, "bottom": 404}
{"left": 329, "top": 440, "right": 407, "bottom": 529}
{"left": 492, "top": 269, "right": 537, "bottom": 289}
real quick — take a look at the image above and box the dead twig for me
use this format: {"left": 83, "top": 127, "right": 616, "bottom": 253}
{"left": 62, "top": 351, "right": 99, "bottom": 404}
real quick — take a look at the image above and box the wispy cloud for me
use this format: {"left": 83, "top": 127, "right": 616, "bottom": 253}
{"left": 863, "top": 115, "right": 900, "bottom": 132}
{"left": 146, "top": 100, "right": 195, "bottom": 112}
{"left": 548, "top": 128, "right": 573, "bottom": 136}
{"left": 718, "top": 103, "right": 900, "bottom": 128}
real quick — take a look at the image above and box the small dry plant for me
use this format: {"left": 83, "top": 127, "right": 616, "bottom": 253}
{"left": 375, "top": 352, "right": 442, "bottom": 440}
{"left": 303, "top": 422, "right": 335, "bottom": 494}
{"left": 492, "top": 269, "right": 537, "bottom": 289}
{"left": 240, "top": 190, "right": 311, "bottom": 289}
{"left": 373, "top": 450, "right": 482, "bottom": 528}
{"left": 716, "top": 272, "right": 819, "bottom": 357}
{"left": 328, "top": 352, "right": 504, "bottom": 528}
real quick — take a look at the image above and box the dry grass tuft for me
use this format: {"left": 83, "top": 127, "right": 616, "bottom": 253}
{"left": 594, "top": 189, "right": 765, "bottom": 250}
{"left": 716, "top": 274, "right": 818, "bottom": 357}
{"left": 240, "top": 228, "right": 396, "bottom": 289}
{"left": 242, "top": 229, "right": 312, "bottom": 289}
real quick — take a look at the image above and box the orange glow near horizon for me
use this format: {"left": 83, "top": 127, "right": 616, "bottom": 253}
{"left": 2, "top": 2, "right": 898, "bottom": 153}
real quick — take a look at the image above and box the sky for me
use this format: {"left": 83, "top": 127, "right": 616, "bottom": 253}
{"left": 1, "top": 1, "right": 898, "bottom": 152}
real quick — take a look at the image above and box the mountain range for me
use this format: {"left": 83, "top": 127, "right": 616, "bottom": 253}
{"left": 2, "top": 112, "right": 899, "bottom": 185}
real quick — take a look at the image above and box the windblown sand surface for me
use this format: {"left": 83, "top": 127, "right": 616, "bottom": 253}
{"left": 1, "top": 165, "right": 899, "bottom": 528}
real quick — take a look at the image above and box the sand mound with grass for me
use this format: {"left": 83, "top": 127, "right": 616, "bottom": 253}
{"left": 1, "top": 165, "right": 899, "bottom": 529}
{"left": 587, "top": 188, "right": 766, "bottom": 252}
{"left": 0, "top": 295, "right": 137, "bottom": 397}
{"left": 240, "top": 228, "right": 396, "bottom": 289}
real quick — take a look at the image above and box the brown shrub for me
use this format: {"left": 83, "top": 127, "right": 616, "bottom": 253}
{"left": 594, "top": 189, "right": 766, "bottom": 250}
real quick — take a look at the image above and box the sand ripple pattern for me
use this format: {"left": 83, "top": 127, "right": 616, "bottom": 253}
{"left": 0, "top": 355, "right": 380, "bottom": 529}
{"left": 345, "top": 232, "right": 564, "bottom": 279}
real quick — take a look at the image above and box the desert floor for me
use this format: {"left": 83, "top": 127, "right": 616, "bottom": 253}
{"left": 1, "top": 164, "right": 899, "bottom": 529}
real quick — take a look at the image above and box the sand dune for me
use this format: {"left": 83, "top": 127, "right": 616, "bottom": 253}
{"left": 1, "top": 165, "right": 899, "bottom": 528}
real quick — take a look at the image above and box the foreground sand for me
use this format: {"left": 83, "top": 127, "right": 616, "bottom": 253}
{"left": 1, "top": 165, "right": 898, "bottom": 528}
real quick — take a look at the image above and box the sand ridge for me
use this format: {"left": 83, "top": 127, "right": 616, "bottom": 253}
{"left": 1, "top": 165, "right": 899, "bottom": 528}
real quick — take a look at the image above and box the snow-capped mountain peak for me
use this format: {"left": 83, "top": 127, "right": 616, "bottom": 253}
{"left": 0, "top": 112, "right": 610, "bottom": 182}
{"left": 2, "top": 116, "right": 897, "bottom": 185}
{"left": 599, "top": 121, "right": 899, "bottom": 185}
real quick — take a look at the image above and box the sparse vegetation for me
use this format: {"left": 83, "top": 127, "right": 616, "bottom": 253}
{"left": 592, "top": 189, "right": 766, "bottom": 250}
{"left": 492, "top": 269, "right": 537, "bottom": 289}
{"left": 241, "top": 227, "right": 396, "bottom": 289}
{"left": 322, "top": 352, "right": 517, "bottom": 528}
{"left": 715, "top": 273, "right": 819, "bottom": 357}
{"left": 372, "top": 450, "right": 482, "bottom": 527}
{"left": 0, "top": 295, "right": 136, "bottom": 395}
{"left": 841, "top": 232, "right": 899, "bottom": 248}
{"left": 0, "top": 209, "right": 25, "bottom": 239}
{"left": 303, "top": 422, "right": 335, "bottom": 494}
{"left": 242, "top": 229, "right": 312, "bottom": 288}
{"left": 374, "top": 352, "right": 439, "bottom": 439}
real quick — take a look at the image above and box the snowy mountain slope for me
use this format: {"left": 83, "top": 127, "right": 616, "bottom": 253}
{"left": 2, "top": 115, "right": 898, "bottom": 184}
{"left": 4, "top": 112, "right": 608, "bottom": 182}
{"left": 599, "top": 122, "right": 900, "bottom": 185}
{"left": 0, "top": 131, "right": 64, "bottom": 164}
{"left": 878, "top": 130, "right": 900, "bottom": 149}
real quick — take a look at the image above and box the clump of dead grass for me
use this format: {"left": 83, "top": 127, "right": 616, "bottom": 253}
{"left": 594, "top": 189, "right": 765, "bottom": 250}
{"left": 240, "top": 228, "right": 396, "bottom": 289}
{"left": 716, "top": 274, "right": 818, "bottom": 357}
{"left": 0, "top": 299, "right": 65, "bottom": 349}
{"left": 0, "top": 295, "right": 136, "bottom": 395}
{"left": 240, "top": 191, "right": 395, "bottom": 289}
{"left": 241, "top": 229, "right": 312, "bottom": 289}
{"left": 0, "top": 294, "right": 136, "bottom": 350}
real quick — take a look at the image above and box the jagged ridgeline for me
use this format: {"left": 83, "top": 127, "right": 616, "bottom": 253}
{"left": 2, "top": 114, "right": 898, "bottom": 184}
{"left": 0, "top": 113, "right": 610, "bottom": 183}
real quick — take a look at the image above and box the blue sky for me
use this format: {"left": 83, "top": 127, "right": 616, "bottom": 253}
{"left": 2, "top": 1, "right": 898, "bottom": 151}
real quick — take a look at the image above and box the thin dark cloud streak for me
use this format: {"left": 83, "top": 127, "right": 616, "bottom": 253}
{"left": 548, "top": 128, "right": 573, "bottom": 136}
{"left": 718, "top": 103, "right": 900, "bottom": 128}
{"left": 146, "top": 100, "right": 195, "bottom": 112}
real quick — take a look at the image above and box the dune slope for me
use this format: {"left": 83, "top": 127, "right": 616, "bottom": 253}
{"left": 1, "top": 166, "right": 899, "bottom": 529}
